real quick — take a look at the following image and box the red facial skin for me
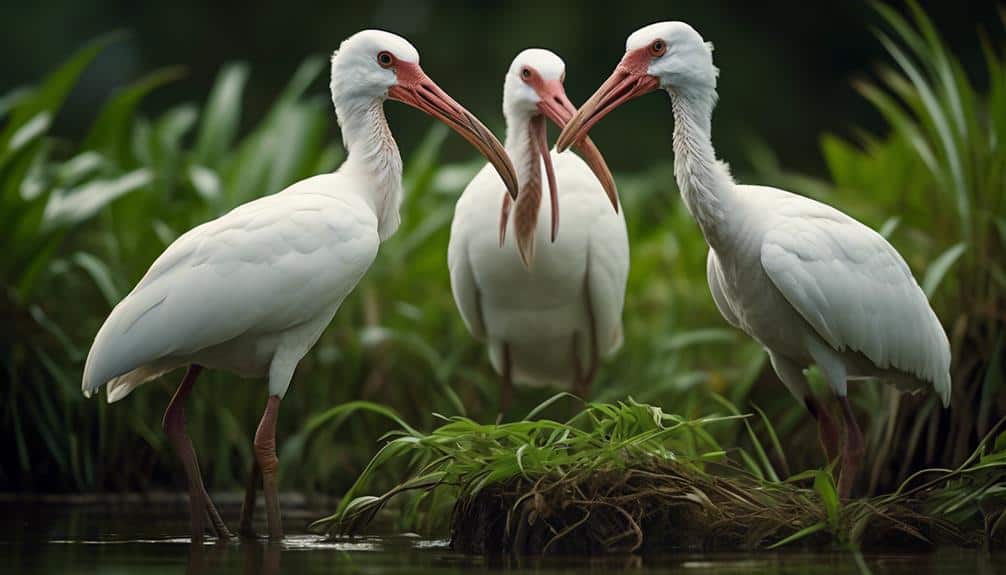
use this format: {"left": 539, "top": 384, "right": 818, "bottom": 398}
{"left": 555, "top": 46, "right": 661, "bottom": 152}
{"left": 387, "top": 59, "right": 519, "bottom": 200}
{"left": 498, "top": 65, "right": 620, "bottom": 253}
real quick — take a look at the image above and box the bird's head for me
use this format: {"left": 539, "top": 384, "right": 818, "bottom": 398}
{"left": 503, "top": 49, "right": 568, "bottom": 119}
{"left": 331, "top": 30, "right": 518, "bottom": 199}
{"left": 497, "top": 49, "right": 618, "bottom": 266}
{"left": 557, "top": 22, "right": 717, "bottom": 151}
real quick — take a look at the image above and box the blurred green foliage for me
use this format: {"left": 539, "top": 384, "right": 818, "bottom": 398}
{"left": 0, "top": 3, "right": 1002, "bottom": 500}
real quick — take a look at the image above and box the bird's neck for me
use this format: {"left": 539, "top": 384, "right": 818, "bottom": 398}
{"left": 337, "top": 97, "right": 404, "bottom": 241}
{"left": 504, "top": 113, "right": 545, "bottom": 249}
{"left": 504, "top": 112, "right": 541, "bottom": 193}
{"left": 668, "top": 86, "right": 735, "bottom": 248}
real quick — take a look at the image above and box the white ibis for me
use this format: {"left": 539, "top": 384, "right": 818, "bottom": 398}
{"left": 557, "top": 22, "right": 951, "bottom": 497}
{"left": 448, "top": 49, "right": 628, "bottom": 413}
{"left": 81, "top": 30, "right": 517, "bottom": 542}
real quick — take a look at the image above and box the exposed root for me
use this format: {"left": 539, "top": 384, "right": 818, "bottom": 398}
{"left": 449, "top": 461, "right": 983, "bottom": 555}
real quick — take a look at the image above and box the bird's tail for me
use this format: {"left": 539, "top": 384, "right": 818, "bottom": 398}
{"left": 81, "top": 316, "right": 174, "bottom": 403}
{"left": 83, "top": 342, "right": 173, "bottom": 403}
{"left": 81, "top": 338, "right": 107, "bottom": 399}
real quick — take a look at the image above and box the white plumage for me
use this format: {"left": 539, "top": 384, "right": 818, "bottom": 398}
{"left": 449, "top": 50, "right": 628, "bottom": 403}
{"left": 450, "top": 154, "right": 629, "bottom": 387}
{"left": 83, "top": 174, "right": 380, "bottom": 402}
{"left": 706, "top": 184, "right": 950, "bottom": 403}
{"left": 558, "top": 21, "right": 951, "bottom": 496}
{"left": 80, "top": 29, "right": 516, "bottom": 542}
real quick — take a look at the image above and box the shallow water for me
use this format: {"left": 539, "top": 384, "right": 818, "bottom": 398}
{"left": 1, "top": 501, "right": 1001, "bottom": 574}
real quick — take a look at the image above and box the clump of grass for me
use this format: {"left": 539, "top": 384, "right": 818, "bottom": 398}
{"left": 313, "top": 397, "right": 1006, "bottom": 555}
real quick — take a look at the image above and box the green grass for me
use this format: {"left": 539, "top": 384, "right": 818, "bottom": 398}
{"left": 0, "top": 2, "right": 1003, "bottom": 503}
{"left": 312, "top": 397, "right": 1006, "bottom": 553}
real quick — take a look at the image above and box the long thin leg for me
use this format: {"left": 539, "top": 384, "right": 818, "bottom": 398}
{"left": 804, "top": 340, "right": 861, "bottom": 498}
{"left": 805, "top": 397, "right": 840, "bottom": 464}
{"left": 576, "top": 351, "right": 598, "bottom": 400}
{"left": 162, "top": 365, "right": 232, "bottom": 543}
{"left": 255, "top": 395, "right": 283, "bottom": 540}
{"left": 768, "top": 352, "right": 839, "bottom": 466}
{"left": 498, "top": 343, "right": 513, "bottom": 423}
{"left": 571, "top": 333, "right": 597, "bottom": 400}
{"left": 239, "top": 457, "right": 261, "bottom": 539}
{"left": 578, "top": 274, "right": 600, "bottom": 400}
{"left": 837, "top": 395, "right": 865, "bottom": 499}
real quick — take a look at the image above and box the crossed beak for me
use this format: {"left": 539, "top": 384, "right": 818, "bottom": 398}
{"left": 498, "top": 77, "right": 622, "bottom": 262}
{"left": 556, "top": 49, "right": 661, "bottom": 152}
{"left": 535, "top": 79, "right": 619, "bottom": 216}
{"left": 389, "top": 62, "right": 519, "bottom": 200}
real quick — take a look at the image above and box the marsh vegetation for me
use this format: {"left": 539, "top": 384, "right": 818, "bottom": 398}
{"left": 1, "top": 0, "right": 1004, "bottom": 560}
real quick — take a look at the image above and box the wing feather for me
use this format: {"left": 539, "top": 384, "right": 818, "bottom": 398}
{"left": 83, "top": 180, "right": 380, "bottom": 395}
{"left": 447, "top": 167, "right": 492, "bottom": 341}
{"left": 759, "top": 194, "right": 951, "bottom": 405}
{"left": 587, "top": 201, "right": 629, "bottom": 357}
{"left": 706, "top": 249, "right": 741, "bottom": 328}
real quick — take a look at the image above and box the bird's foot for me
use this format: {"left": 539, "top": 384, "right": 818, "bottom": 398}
{"left": 205, "top": 496, "right": 233, "bottom": 541}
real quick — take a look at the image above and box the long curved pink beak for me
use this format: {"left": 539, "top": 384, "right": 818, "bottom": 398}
{"left": 389, "top": 62, "right": 519, "bottom": 200}
{"left": 535, "top": 80, "right": 619, "bottom": 216}
{"left": 556, "top": 48, "right": 660, "bottom": 152}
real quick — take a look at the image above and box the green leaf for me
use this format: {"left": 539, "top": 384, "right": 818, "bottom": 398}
{"left": 0, "top": 86, "right": 31, "bottom": 120}
{"left": 194, "top": 63, "right": 249, "bottom": 165}
{"left": 42, "top": 169, "right": 153, "bottom": 230}
{"left": 876, "top": 31, "right": 970, "bottom": 232}
{"left": 659, "top": 328, "right": 736, "bottom": 351}
{"left": 766, "top": 522, "right": 827, "bottom": 549}
{"left": 0, "top": 32, "right": 123, "bottom": 150}
{"left": 56, "top": 152, "right": 107, "bottom": 186}
{"left": 7, "top": 112, "right": 52, "bottom": 153}
{"left": 814, "top": 470, "right": 840, "bottom": 527}
{"left": 524, "top": 392, "right": 579, "bottom": 421}
{"left": 83, "top": 67, "right": 185, "bottom": 164}
{"left": 878, "top": 216, "right": 901, "bottom": 239}
{"left": 922, "top": 242, "right": 966, "bottom": 297}
{"left": 785, "top": 469, "right": 820, "bottom": 483}
{"left": 752, "top": 403, "right": 789, "bottom": 478}
{"left": 187, "top": 165, "right": 222, "bottom": 203}
{"left": 71, "top": 252, "right": 122, "bottom": 306}
{"left": 303, "top": 400, "right": 420, "bottom": 438}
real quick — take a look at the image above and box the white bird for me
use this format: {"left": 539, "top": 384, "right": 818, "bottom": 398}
{"left": 557, "top": 22, "right": 951, "bottom": 497}
{"left": 81, "top": 29, "right": 517, "bottom": 542}
{"left": 448, "top": 49, "right": 628, "bottom": 413}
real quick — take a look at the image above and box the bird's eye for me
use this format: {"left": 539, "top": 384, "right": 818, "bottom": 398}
{"left": 650, "top": 40, "right": 667, "bottom": 57}
{"left": 520, "top": 67, "right": 532, "bottom": 80}
{"left": 377, "top": 51, "right": 394, "bottom": 68}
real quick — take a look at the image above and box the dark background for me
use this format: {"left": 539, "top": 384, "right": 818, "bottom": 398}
{"left": 1, "top": 0, "right": 1001, "bottom": 176}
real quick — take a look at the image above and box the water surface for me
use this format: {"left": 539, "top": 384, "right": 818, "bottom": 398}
{"left": 1, "top": 501, "right": 1000, "bottom": 574}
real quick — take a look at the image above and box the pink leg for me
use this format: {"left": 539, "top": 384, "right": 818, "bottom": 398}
{"left": 575, "top": 349, "right": 598, "bottom": 400}
{"left": 239, "top": 458, "right": 261, "bottom": 539}
{"left": 837, "top": 396, "right": 865, "bottom": 499}
{"left": 806, "top": 397, "right": 841, "bottom": 465}
{"left": 254, "top": 395, "right": 283, "bottom": 540}
{"left": 498, "top": 343, "right": 513, "bottom": 422}
{"left": 577, "top": 279, "right": 600, "bottom": 400}
{"left": 162, "top": 365, "right": 232, "bottom": 542}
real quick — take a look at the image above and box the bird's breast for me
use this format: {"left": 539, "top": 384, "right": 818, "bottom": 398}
{"left": 712, "top": 234, "right": 814, "bottom": 362}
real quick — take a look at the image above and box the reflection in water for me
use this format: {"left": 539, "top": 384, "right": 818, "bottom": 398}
{"left": 185, "top": 540, "right": 284, "bottom": 575}
{"left": 0, "top": 501, "right": 1003, "bottom": 574}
